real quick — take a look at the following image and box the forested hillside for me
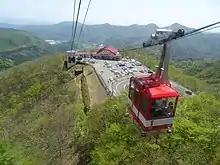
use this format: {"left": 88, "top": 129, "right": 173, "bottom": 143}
{"left": 0, "top": 52, "right": 220, "bottom": 164}
{"left": 172, "top": 59, "right": 220, "bottom": 97}
{"left": 0, "top": 54, "right": 84, "bottom": 164}
{"left": 0, "top": 28, "right": 54, "bottom": 71}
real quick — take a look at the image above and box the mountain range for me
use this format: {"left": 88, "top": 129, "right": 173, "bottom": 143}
{"left": 0, "top": 21, "right": 220, "bottom": 58}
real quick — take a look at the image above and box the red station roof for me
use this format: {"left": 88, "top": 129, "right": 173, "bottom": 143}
{"left": 96, "top": 46, "right": 119, "bottom": 55}
{"left": 149, "top": 84, "right": 179, "bottom": 98}
{"left": 67, "top": 46, "right": 119, "bottom": 56}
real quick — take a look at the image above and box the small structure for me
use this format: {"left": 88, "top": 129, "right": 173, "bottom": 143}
{"left": 75, "top": 67, "right": 84, "bottom": 76}
{"left": 66, "top": 50, "right": 76, "bottom": 63}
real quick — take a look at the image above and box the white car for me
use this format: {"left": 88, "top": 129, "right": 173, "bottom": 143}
{"left": 109, "top": 77, "right": 114, "bottom": 81}
{"left": 132, "top": 68, "right": 138, "bottom": 72}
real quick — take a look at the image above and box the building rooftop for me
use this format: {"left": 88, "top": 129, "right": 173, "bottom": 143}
{"left": 66, "top": 45, "right": 120, "bottom": 56}
{"left": 96, "top": 46, "right": 119, "bottom": 55}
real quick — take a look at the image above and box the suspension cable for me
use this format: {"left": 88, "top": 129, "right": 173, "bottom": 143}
{"left": 76, "top": 0, "right": 92, "bottom": 46}
{"left": 72, "top": 0, "right": 82, "bottom": 49}
{"left": 183, "top": 22, "right": 220, "bottom": 37}
{"left": 178, "top": 25, "right": 220, "bottom": 40}
{"left": 70, "top": 0, "right": 77, "bottom": 51}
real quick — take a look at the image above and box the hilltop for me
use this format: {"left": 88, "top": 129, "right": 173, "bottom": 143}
{"left": 4, "top": 21, "right": 218, "bottom": 59}
{"left": 0, "top": 28, "right": 54, "bottom": 68}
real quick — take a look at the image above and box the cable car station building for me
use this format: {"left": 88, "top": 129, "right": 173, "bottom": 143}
{"left": 66, "top": 46, "right": 121, "bottom": 61}
{"left": 95, "top": 46, "right": 121, "bottom": 60}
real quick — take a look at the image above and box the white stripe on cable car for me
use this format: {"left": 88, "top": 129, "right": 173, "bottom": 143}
{"left": 128, "top": 99, "right": 174, "bottom": 127}
{"left": 128, "top": 99, "right": 152, "bottom": 127}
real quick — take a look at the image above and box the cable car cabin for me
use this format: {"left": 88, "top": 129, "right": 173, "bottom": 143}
{"left": 128, "top": 75, "right": 179, "bottom": 132}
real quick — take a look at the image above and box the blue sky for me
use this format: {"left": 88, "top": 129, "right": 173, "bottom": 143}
{"left": 0, "top": 0, "right": 219, "bottom": 28}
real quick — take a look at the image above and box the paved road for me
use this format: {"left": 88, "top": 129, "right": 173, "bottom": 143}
{"left": 87, "top": 58, "right": 194, "bottom": 97}
{"left": 112, "top": 77, "right": 130, "bottom": 96}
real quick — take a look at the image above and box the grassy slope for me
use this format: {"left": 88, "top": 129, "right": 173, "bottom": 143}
{"left": 0, "top": 53, "right": 86, "bottom": 164}
{"left": 172, "top": 59, "right": 220, "bottom": 97}
{"left": 0, "top": 28, "right": 49, "bottom": 52}
{"left": 0, "top": 53, "right": 107, "bottom": 164}
{"left": 0, "top": 28, "right": 54, "bottom": 67}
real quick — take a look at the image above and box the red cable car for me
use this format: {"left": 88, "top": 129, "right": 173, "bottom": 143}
{"left": 128, "top": 40, "right": 179, "bottom": 133}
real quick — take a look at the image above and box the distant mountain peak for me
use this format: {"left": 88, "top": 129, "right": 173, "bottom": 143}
{"left": 170, "top": 22, "right": 183, "bottom": 27}
{"left": 147, "top": 23, "right": 157, "bottom": 26}
{"left": 165, "top": 23, "right": 193, "bottom": 31}
{"left": 103, "top": 23, "right": 111, "bottom": 26}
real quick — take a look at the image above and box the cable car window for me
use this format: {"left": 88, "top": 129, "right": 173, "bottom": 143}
{"left": 151, "top": 97, "right": 176, "bottom": 118}
{"left": 134, "top": 88, "right": 139, "bottom": 104}
{"left": 164, "top": 97, "right": 176, "bottom": 117}
{"left": 151, "top": 98, "right": 167, "bottom": 118}
{"left": 128, "top": 77, "right": 134, "bottom": 99}
{"left": 141, "top": 95, "right": 148, "bottom": 115}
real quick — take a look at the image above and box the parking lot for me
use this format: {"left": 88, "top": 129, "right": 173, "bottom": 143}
{"left": 81, "top": 57, "right": 194, "bottom": 97}
{"left": 80, "top": 57, "right": 153, "bottom": 96}
{"left": 89, "top": 57, "right": 152, "bottom": 78}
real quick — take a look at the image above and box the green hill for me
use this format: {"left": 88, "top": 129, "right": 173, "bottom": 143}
{"left": 0, "top": 52, "right": 220, "bottom": 164}
{"left": 172, "top": 58, "right": 220, "bottom": 96}
{"left": 0, "top": 28, "right": 54, "bottom": 69}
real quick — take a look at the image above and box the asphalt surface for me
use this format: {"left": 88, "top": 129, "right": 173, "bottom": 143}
{"left": 85, "top": 58, "right": 194, "bottom": 97}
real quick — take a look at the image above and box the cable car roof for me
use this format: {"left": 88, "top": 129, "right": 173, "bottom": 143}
{"left": 147, "top": 84, "right": 179, "bottom": 98}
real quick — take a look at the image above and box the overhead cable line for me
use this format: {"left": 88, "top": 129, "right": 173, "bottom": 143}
{"left": 70, "top": 0, "right": 77, "bottom": 51}
{"left": 76, "top": 0, "right": 92, "bottom": 45}
{"left": 183, "top": 21, "right": 220, "bottom": 37}
{"left": 179, "top": 25, "right": 220, "bottom": 40}
{"left": 119, "top": 22, "right": 220, "bottom": 53}
{"left": 72, "top": 0, "right": 82, "bottom": 49}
